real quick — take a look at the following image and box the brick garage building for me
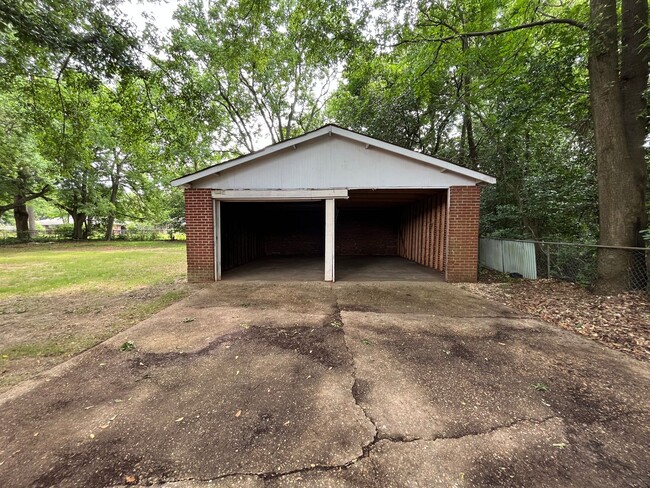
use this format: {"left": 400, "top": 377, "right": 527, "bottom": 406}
{"left": 172, "top": 125, "right": 495, "bottom": 283}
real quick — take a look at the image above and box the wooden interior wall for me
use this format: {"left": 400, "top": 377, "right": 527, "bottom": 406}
{"left": 398, "top": 193, "right": 447, "bottom": 271}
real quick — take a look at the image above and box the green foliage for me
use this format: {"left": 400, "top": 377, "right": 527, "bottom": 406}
{"left": 159, "top": 0, "right": 360, "bottom": 155}
{"left": 0, "top": 0, "right": 634, "bottom": 247}
{"left": 0, "top": 87, "right": 51, "bottom": 216}
{"left": 328, "top": 0, "right": 597, "bottom": 242}
{"left": 2, "top": 1, "right": 362, "bottom": 238}
{"left": 0, "top": 0, "right": 141, "bottom": 80}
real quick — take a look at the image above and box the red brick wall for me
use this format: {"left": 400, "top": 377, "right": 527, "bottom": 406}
{"left": 445, "top": 186, "right": 481, "bottom": 282}
{"left": 336, "top": 207, "right": 399, "bottom": 255}
{"left": 263, "top": 203, "right": 324, "bottom": 256}
{"left": 184, "top": 188, "right": 214, "bottom": 282}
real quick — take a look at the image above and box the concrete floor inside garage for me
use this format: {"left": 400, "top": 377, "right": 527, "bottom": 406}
{"left": 222, "top": 255, "right": 444, "bottom": 281}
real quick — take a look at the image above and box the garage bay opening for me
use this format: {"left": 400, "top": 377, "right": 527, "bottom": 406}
{"left": 335, "top": 190, "right": 446, "bottom": 281}
{"left": 221, "top": 201, "right": 325, "bottom": 280}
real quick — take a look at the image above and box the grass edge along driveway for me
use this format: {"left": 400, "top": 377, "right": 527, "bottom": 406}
{"left": 0, "top": 241, "right": 191, "bottom": 392}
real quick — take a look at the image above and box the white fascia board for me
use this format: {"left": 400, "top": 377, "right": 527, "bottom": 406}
{"left": 211, "top": 189, "right": 349, "bottom": 201}
{"left": 329, "top": 127, "right": 496, "bottom": 184}
{"left": 171, "top": 126, "right": 333, "bottom": 187}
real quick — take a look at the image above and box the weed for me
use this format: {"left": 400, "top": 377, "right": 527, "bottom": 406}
{"left": 532, "top": 382, "right": 550, "bottom": 392}
{"left": 120, "top": 340, "right": 135, "bottom": 352}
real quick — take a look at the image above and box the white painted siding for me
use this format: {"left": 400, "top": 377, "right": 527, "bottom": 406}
{"left": 193, "top": 135, "right": 477, "bottom": 190}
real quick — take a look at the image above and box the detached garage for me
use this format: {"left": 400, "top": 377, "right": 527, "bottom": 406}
{"left": 172, "top": 125, "right": 495, "bottom": 283}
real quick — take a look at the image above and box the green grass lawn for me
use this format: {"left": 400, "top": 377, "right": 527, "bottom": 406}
{"left": 0, "top": 241, "right": 187, "bottom": 298}
{"left": 0, "top": 241, "right": 190, "bottom": 391}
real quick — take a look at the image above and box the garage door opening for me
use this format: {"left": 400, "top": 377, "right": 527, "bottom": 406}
{"left": 220, "top": 201, "right": 325, "bottom": 281}
{"left": 335, "top": 190, "right": 446, "bottom": 281}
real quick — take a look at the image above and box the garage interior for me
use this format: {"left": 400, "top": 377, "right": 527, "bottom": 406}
{"left": 221, "top": 189, "right": 447, "bottom": 281}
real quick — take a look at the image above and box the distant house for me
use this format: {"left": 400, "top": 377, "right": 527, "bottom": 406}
{"left": 37, "top": 217, "right": 68, "bottom": 233}
{"left": 112, "top": 223, "right": 127, "bottom": 236}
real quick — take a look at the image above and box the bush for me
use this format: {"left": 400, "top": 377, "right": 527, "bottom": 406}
{"left": 54, "top": 223, "right": 75, "bottom": 240}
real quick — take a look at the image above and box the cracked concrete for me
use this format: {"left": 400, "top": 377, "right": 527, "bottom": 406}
{"left": 1, "top": 281, "right": 649, "bottom": 487}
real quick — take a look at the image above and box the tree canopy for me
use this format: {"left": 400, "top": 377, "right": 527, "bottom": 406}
{"left": 0, "top": 0, "right": 647, "bottom": 291}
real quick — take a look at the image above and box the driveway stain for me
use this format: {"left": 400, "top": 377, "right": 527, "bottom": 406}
{"left": 0, "top": 281, "right": 648, "bottom": 487}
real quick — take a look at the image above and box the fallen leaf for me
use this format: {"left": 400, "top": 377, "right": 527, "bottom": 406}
{"left": 235, "top": 410, "right": 242, "bottom": 417}
{"left": 175, "top": 417, "right": 184, "bottom": 422}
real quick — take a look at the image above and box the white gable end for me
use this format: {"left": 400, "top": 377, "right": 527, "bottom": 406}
{"left": 192, "top": 135, "right": 478, "bottom": 190}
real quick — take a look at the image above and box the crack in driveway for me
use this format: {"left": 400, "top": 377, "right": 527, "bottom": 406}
{"left": 129, "top": 416, "right": 567, "bottom": 487}
{"left": 131, "top": 304, "right": 568, "bottom": 487}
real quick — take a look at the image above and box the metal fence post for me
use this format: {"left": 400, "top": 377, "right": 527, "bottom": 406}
{"left": 546, "top": 243, "right": 551, "bottom": 278}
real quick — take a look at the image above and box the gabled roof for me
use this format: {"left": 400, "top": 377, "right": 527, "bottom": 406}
{"left": 171, "top": 124, "right": 496, "bottom": 187}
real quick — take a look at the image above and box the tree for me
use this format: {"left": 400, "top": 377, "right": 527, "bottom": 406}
{"left": 159, "top": 0, "right": 359, "bottom": 155}
{"left": 0, "top": 90, "right": 51, "bottom": 240}
{"left": 0, "top": 0, "right": 141, "bottom": 80}
{"left": 361, "top": 0, "right": 647, "bottom": 292}
{"left": 588, "top": 0, "right": 648, "bottom": 292}
{"left": 330, "top": 0, "right": 597, "bottom": 243}
{"left": 0, "top": 0, "right": 145, "bottom": 239}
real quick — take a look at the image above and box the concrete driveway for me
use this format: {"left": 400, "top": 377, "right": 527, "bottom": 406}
{"left": 1, "top": 282, "right": 649, "bottom": 487}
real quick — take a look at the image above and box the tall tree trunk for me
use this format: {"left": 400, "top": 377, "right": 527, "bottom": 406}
{"left": 621, "top": 0, "right": 649, "bottom": 288}
{"left": 105, "top": 215, "right": 115, "bottom": 241}
{"left": 13, "top": 197, "right": 29, "bottom": 241}
{"left": 104, "top": 160, "right": 122, "bottom": 241}
{"left": 27, "top": 205, "right": 36, "bottom": 237}
{"left": 461, "top": 37, "right": 478, "bottom": 170}
{"left": 460, "top": 38, "right": 478, "bottom": 170}
{"left": 590, "top": 0, "right": 648, "bottom": 293}
{"left": 72, "top": 213, "right": 86, "bottom": 240}
{"left": 621, "top": 0, "right": 649, "bottom": 190}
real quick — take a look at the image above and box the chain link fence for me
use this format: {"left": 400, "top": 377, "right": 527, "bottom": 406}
{"left": 481, "top": 238, "right": 650, "bottom": 292}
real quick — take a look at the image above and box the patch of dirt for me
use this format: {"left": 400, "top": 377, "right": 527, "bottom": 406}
{"left": 457, "top": 278, "right": 650, "bottom": 361}
{"left": 0, "top": 281, "right": 196, "bottom": 393}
